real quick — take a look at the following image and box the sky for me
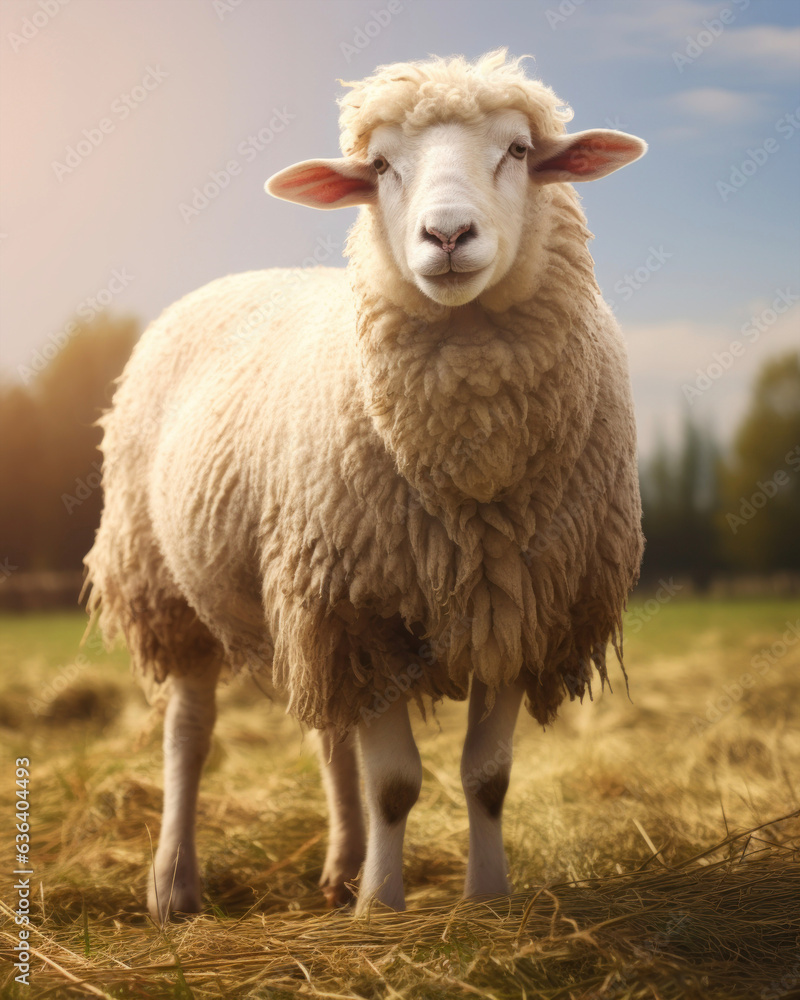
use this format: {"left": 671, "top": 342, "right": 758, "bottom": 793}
{"left": 0, "top": 0, "right": 798, "bottom": 456}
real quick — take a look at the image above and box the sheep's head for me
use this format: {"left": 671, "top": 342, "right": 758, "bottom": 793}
{"left": 266, "top": 50, "right": 646, "bottom": 308}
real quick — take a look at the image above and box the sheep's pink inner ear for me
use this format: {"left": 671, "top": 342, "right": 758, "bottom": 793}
{"left": 531, "top": 130, "right": 647, "bottom": 183}
{"left": 265, "top": 158, "right": 376, "bottom": 210}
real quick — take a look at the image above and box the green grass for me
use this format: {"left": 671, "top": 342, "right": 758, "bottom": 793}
{"left": 1, "top": 599, "right": 799, "bottom": 999}
{"left": 623, "top": 595, "right": 799, "bottom": 660}
{"left": 0, "top": 611, "right": 128, "bottom": 670}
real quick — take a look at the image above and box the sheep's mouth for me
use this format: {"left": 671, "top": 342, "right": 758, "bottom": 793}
{"left": 413, "top": 261, "right": 495, "bottom": 305}
{"left": 421, "top": 265, "right": 488, "bottom": 284}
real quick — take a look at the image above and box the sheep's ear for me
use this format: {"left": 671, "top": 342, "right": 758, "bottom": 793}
{"left": 530, "top": 129, "right": 647, "bottom": 183}
{"left": 265, "top": 157, "right": 376, "bottom": 209}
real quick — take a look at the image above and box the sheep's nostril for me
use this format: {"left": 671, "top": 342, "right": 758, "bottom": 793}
{"left": 424, "top": 224, "right": 475, "bottom": 252}
{"left": 449, "top": 224, "right": 473, "bottom": 245}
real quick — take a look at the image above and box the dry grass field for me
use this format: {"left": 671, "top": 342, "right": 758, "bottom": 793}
{"left": 1, "top": 598, "right": 799, "bottom": 999}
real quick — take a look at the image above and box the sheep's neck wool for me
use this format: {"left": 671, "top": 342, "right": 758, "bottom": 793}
{"left": 334, "top": 189, "right": 641, "bottom": 723}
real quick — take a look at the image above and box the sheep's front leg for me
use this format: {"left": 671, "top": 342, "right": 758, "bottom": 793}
{"left": 461, "top": 677, "right": 525, "bottom": 897}
{"left": 148, "top": 665, "right": 219, "bottom": 923}
{"left": 316, "top": 728, "right": 366, "bottom": 907}
{"left": 357, "top": 696, "right": 422, "bottom": 913}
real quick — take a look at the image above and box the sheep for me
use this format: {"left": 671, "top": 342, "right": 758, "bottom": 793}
{"left": 83, "top": 49, "right": 647, "bottom": 922}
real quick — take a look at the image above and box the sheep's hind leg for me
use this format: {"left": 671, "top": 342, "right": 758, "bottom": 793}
{"left": 356, "top": 696, "right": 422, "bottom": 913}
{"left": 461, "top": 677, "right": 525, "bottom": 898}
{"left": 316, "top": 728, "right": 366, "bottom": 907}
{"left": 147, "top": 664, "right": 220, "bottom": 923}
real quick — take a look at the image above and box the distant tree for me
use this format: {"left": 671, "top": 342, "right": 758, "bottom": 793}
{"left": 33, "top": 313, "right": 139, "bottom": 570}
{"left": 0, "top": 384, "right": 47, "bottom": 570}
{"left": 717, "top": 352, "right": 800, "bottom": 572}
{"left": 639, "top": 412, "right": 721, "bottom": 587}
{"left": 0, "top": 313, "right": 139, "bottom": 573}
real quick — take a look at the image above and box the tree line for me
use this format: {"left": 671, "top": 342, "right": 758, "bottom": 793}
{"left": 0, "top": 315, "right": 138, "bottom": 575}
{"left": 1, "top": 314, "right": 798, "bottom": 586}
{"left": 640, "top": 352, "right": 800, "bottom": 585}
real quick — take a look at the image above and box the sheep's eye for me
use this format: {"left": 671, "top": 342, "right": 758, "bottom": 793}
{"left": 509, "top": 142, "right": 528, "bottom": 160}
{"left": 373, "top": 156, "right": 389, "bottom": 174}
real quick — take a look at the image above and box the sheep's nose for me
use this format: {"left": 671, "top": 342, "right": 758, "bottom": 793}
{"left": 423, "top": 223, "right": 473, "bottom": 252}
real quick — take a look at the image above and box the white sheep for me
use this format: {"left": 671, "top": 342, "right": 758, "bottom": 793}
{"left": 84, "top": 49, "right": 646, "bottom": 921}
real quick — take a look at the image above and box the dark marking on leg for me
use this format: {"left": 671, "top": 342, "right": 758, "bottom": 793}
{"left": 379, "top": 775, "right": 420, "bottom": 826}
{"left": 475, "top": 770, "right": 509, "bottom": 819}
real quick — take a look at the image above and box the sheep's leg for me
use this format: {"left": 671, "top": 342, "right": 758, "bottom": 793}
{"left": 147, "top": 664, "right": 219, "bottom": 923}
{"left": 316, "top": 728, "right": 366, "bottom": 907}
{"left": 461, "top": 677, "right": 525, "bottom": 897}
{"left": 357, "top": 697, "right": 422, "bottom": 913}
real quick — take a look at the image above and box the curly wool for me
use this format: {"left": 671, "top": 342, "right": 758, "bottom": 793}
{"left": 338, "top": 49, "right": 573, "bottom": 158}
{"left": 84, "top": 52, "right": 643, "bottom": 734}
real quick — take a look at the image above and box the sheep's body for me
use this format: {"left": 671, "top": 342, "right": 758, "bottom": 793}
{"left": 87, "top": 242, "right": 639, "bottom": 733}
{"left": 85, "top": 50, "right": 646, "bottom": 918}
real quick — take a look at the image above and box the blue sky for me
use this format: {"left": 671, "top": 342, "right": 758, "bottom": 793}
{"left": 1, "top": 0, "right": 798, "bottom": 455}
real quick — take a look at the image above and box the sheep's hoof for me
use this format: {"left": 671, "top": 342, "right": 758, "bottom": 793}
{"left": 147, "top": 861, "right": 203, "bottom": 924}
{"left": 321, "top": 879, "right": 356, "bottom": 909}
{"left": 319, "top": 852, "right": 362, "bottom": 909}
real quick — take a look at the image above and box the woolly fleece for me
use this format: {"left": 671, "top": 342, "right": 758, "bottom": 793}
{"left": 84, "top": 52, "right": 644, "bottom": 733}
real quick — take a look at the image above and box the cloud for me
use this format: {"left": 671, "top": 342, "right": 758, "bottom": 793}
{"left": 569, "top": 2, "right": 800, "bottom": 82}
{"left": 626, "top": 301, "right": 800, "bottom": 455}
{"left": 662, "top": 87, "right": 769, "bottom": 124}
{"left": 567, "top": 1, "right": 717, "bottom": 59}
{"left": 712, "top": 25, "right": 800, "bottom": 79}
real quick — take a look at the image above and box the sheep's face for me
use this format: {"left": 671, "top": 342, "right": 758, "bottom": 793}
{"left": 363, "top": 111, "right": 530, "bottom": 306}
{"left": 266, "top": 113, "right": 646, "bottom": 307}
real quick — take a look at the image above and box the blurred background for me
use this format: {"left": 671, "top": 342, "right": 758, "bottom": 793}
{"left": 1, "top": 0, "right": 798, "bottom": 603}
